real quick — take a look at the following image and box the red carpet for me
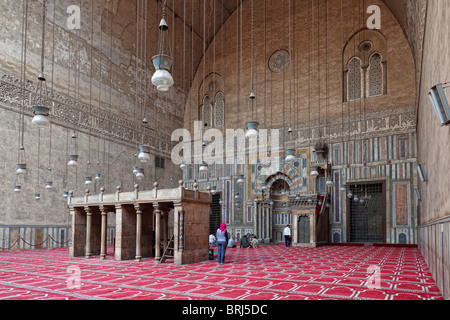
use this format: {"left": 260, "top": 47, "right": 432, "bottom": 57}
{"left": 0, "top": 244, "right": 443, "bottom": 300}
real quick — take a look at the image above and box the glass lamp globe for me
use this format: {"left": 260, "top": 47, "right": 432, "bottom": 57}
{"left": 138, "top": 152, "right": 150, "bottom": 162}
{"left": 85, "top": 177, "right": 93, "bottom": 186}
{"left": 245, "top": 121, "right": 259, "bottom": 138}
{"left": 151, "top": 54, "right": 174, "bottom": 91}
{"left": 199, "top": 162, "right": 208, "bottom": 172}
{"left": 285, "top": 149, "right": 295, "bottom": 162}
{"left": 136, "top": 168, "right": 144, "bottom": 180}
{"left": 151, "top": 69, "right": 174, "bottom": 92}
{"left": 16, "top": 163, "right": 27, "bottom": 175}
{"left": 136, "top": 172, "right": 144, "bottom": 180}
{"left": 68, "top": 155, "right": 79, "bottom": 167}
{"left": 326, "top": 177, "right": 333, "bottom": 186}
{"left": 31, "top": 106, "right": 50, "bottom": 129}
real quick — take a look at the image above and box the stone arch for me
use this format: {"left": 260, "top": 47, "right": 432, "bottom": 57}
{"left": 264, "top": 173, "right": 294, "bottom": 192}
{"left": 198, "top": 72, "right": 225, "bottom": 129}
{"left": 343, "top": 29, "right": 388, "bottom": 102}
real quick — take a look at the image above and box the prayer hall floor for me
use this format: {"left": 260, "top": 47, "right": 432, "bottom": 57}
{"left": 0, "top": 244, "right": 443, "bottom": 300}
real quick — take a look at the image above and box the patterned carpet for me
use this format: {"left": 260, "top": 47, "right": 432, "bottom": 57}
{"left": 0, "top": 244, "right": 443, "bottom": 301}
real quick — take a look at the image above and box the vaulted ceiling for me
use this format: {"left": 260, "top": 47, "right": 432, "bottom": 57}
{"left": 161, "top": 0, "right": 427, "bottom": 95}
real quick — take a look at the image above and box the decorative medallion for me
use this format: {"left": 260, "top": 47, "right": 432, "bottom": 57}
{"left": 268, "top": 49, "right": 290, "bottom": 73}
{"left": 359, "top": 40, "right": 373, "bottom": 53}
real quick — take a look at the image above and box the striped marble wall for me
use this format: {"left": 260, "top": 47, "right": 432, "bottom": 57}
{"left": 0, "top": 225, "right": 115, "bottom": 251}
{"left": 330, "top": 132, "right": 418, "bottom": 245}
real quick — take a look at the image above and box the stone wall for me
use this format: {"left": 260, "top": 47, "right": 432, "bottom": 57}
{"left": 184, "top": 0, "right": 416, "bottom": 134}
{"left": 0, "top": 0, "right": 184, "bottom": 230}
{"left": 182, "top": 0, "right": 419, "bottom": 246}
{"left": 416, "top": 0, "right": 450, "bottom": 300}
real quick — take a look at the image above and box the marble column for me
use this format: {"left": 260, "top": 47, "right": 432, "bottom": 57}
{"left": 100, "top": 206, "right": 108, "bottom": 260}
{"left": 154, "top": 203, "right": 161, "bottom": 263}
{"left": 85, "top": 207, "right": 92, "bottom": 259}
{"left": 163, "top": 209, "right": 169, "bottom": 248}
{"left": 135, "top": 204, "right": 143, "bottom": 262}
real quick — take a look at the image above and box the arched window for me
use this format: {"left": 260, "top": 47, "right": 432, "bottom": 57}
{"left": 199, "top": 74, "right": 225, "bottom": 129}
{"left": 214, "top": 92, "right": 225, "bottom": 127}
{"left": 343, "top": 30, "right": 388, "bottom": 102}
{"left": 347, "top": 57, "right": 363, "bottom": 101}
{"left": 202, "top": 95, "right": 212, "bottom": 129}
{"left": 368, "top": 53, "right": 384, "bottom": 98}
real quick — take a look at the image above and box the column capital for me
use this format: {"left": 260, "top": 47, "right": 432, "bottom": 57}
{"left": 134, "top": 203, "right": 143, "bottom": 214}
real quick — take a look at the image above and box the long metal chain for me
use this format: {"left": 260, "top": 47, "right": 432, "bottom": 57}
{"left": 250, "top": 0, "right": 254, "bottom": 92}
{"left": 40, "top": 0, "right": 47, "bottom": 75}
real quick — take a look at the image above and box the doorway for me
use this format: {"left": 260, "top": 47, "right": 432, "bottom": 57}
{"left": 209, "top": 194, "right": 222, "bottom": 235}
{"left": 348, "top": 182, "right": 386, "bottom": 243}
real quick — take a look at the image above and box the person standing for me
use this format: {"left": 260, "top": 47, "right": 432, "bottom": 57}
{"left": 216, "top": 223, "right": 229, "bottom": 264}
{"left": 283, "top": 225, "right": 292, "bottom": 247}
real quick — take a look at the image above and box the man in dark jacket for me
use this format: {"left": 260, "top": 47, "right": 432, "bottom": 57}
{"left": 240, "top": 233, "right": 251, "bottom": 248}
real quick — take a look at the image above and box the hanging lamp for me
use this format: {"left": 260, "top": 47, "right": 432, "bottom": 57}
{"left": 246, "top": 0, "right": 259, "bottom": 139}
{"left": 136, "top": 168, "right": 145, "bottom": 180}
{"left": 68, "top": 154, "right": 78, "bottom": 167}
{"left": 32, "top": 0, "right": 50, "bottom": 129}
{"left": 199, "top": 161, "right": 208, "bottom": 173}
{"left": 68, "top": 133, "right": 79, "bottom": 167}
{"left": 84, "top": 176, "right": 93, "bottom": 186}
{"left": 285, "top": 149, "right": 295, "bottom": 162}
{"left": 246, "top": 120, "right": 259, "bottom": 139}
{"left": 347, "top": 190, "right": 353, "bottom": 199}
{"left": 32, "top": 104, "right": 50, "bottom": 129}
{"left": 326, "top": 177, "right": 333, "bottom": 187}
{"left": 45, "top": 167, "right": 53, "bottom": 190}
{"left": 16, "top": 163, "right": 27, "bottom": 175}
{"left": 138, "top": 145, "right": 151, "bottom": 162}
{"left": 151, "top": 1, "right": 174, "bottom": 91}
